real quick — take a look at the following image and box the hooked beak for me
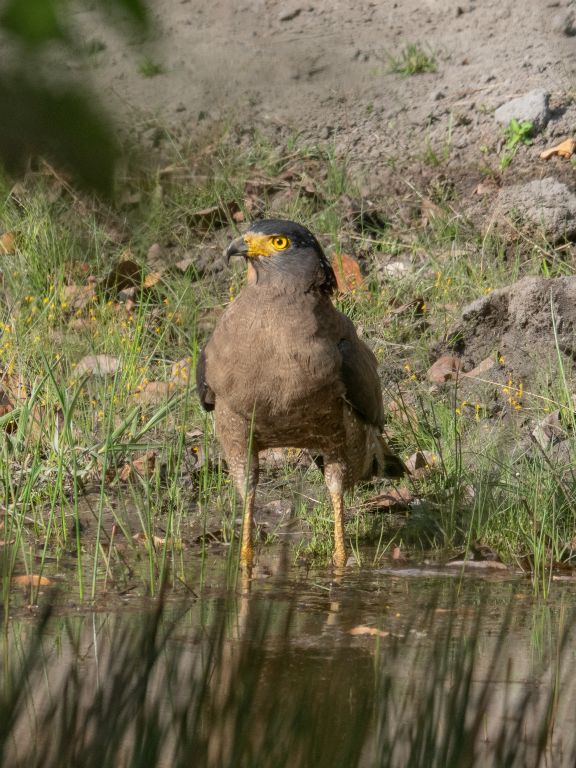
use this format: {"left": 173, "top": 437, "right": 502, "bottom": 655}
{"left": 226, "top": 235, "right": 249, "bottom": 263}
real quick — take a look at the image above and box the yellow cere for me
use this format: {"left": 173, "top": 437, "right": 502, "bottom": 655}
{"left": 244, "top": 233, "right": 291, "bottom": 257}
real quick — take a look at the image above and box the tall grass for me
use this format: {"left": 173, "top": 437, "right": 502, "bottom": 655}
{"left": 0, "top": 591, "right": 574, "bottom": 768}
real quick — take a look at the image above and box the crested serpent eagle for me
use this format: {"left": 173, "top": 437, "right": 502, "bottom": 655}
{"left": 196, "top": 219, "right": 405, "bottom": 567}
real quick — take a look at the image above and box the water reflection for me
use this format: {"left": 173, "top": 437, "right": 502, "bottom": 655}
{"left": 1, "top": 556, "right": 576, "bottom": 767}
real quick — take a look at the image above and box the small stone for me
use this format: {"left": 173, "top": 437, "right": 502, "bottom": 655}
{"left": 551, "top": 9, "right": 576, "bottom": 36}
{"left": 495, "top": 178, "right": 576, "bottom": 243}
{"left": 279, "top": 7, "right": 302, "bottom": 21}
{"left": 494, "top": 89, "right": 550, "bottom": 134}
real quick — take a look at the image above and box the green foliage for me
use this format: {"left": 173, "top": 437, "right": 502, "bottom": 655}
{"left": 0, "top": 0, "right": 149, "bottom": 195}
{"left": 139, "top": 57, "right": 164, "bottom": 77}
{"left": 389, "top": 44, "right": 437, "bottom": 76}
{"left": 500, "top": 118, "right": 533, "bottom": 170}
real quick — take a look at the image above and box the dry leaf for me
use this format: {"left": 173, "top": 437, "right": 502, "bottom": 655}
{"left": 446, "top": 559, "right": 508, "bottom": 571}
{"left": 426, "top": 354, "right": 462, "bottom": 383}
{"left": 540, "top": 138, "right": 576, "bottom": 160}
{"left": 133, "top": 380, "right": 177, "bottom": 404}
{"left": 143, "top": 271, "right": 163, "bottom": 289}
{"left": 12, "top": 574, "right": 52, "bottom": 587}
{"left": 364, "top": 486, "right": 413, "bottom": 510}
{"left": 0, "top": 232, "right": 15, "bottom": 254}
{"left": 61, "top": 283, "right": 96, "bottom": 310}
{"left": 474, "top": 180, "right": 499, "bottom": 196}
{"left": 119, "top": 450, "right": 157, "bottom": 481}
{"left": 330, "top": 252, "right": 365, "bottom": 293}
{"left": 387, "top": 400, "right": 418, "bottom": 425}
{"left": 133, "top": 532, "right": 168, "bottom": 549}
{"left": 188, "top": 201, "right": 240, "bottom": 231}
{"left": 349, "top": 625, "right": 390, "bottom": 638}
{"left": 68, "top": 317, "right": 96, "bottom": 332}
{"left": 74, "top": 355, "right": 121, "bottom": 377}
{"left": 173, "top": 258, "right": 194, "bottom": 273}
{"left": 405, "top": 450, "right": 437, "bottom": 477}
{"left": 0, "top": 373, "right": 28, "bottom": 429}
{"left": 385, "top": 297, "right": 426, "bottom": 322}
{"left": 463, "top": 355, "right": 495, "bottom": 378}
{"left": 532, "top": 409, "right": 567, "bottom": 449}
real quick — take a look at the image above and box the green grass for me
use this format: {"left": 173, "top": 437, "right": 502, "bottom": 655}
{"left": 500, "top": 118, "right": 533, "bottom": 169}
{"left": 138, "top": 57, "right": 164, "bottom": 77}
{"left": 0, "top": 130, "right": 575, "bottom": 603}
{"left": 388, "top": 44, "right": 437, "bottom": 76}
{"left": 1, "top": 592, "right": 574, "bottom": 768}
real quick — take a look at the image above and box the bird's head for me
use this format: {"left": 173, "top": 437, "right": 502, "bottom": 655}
{"left": 226, "top": 219, "right": 336, "bottom": 293}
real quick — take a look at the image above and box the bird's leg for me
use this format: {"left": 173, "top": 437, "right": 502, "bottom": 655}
{"left": 240, "top": 486, "right": 256, "bottom": 568}
{"left": 232, "top": 450, "right": 259, "bottom": 570}
{"left": 324, "top": 461, "right": 347, "bottom": 568}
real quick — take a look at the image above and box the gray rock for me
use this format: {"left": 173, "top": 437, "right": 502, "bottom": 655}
{"left": 551, "top": 9, "right": 576, "bottom": 36}
{"left": 494, "top": 89, "right": 550, "bottom": 133}
{"left": 495, "top": 178, "right": 576, "bottom": 243}
{"left": 439, "top": 276, "right": 576, "bottom": 407}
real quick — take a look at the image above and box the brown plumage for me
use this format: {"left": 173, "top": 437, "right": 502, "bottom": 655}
{"left": 196, "top": 219, "right": 405, "bottom": 567}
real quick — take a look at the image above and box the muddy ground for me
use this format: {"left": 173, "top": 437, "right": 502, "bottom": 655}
{"left": 76, "top": 0, "right": 576, "bottom": 434}
{"left": 78, "top": 0, "right": 576, "bottom": 183}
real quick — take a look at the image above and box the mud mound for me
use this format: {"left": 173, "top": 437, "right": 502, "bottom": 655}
{"left": 439, "top": 276, "right": 576, "bottom": 401}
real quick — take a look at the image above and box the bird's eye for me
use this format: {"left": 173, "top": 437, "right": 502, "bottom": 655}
{"left": 271, "top": 236, "right": 289, "bottom": 250}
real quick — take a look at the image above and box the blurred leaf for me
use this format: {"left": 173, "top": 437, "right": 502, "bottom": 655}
{"left": 0, "top": 74, "right": 119, "bottom": 195}
{"left": 0, "top": 0, "right": 65, "bottom": 45}
{"left": 104, "top": 0, "right": 148, "bottom": 26}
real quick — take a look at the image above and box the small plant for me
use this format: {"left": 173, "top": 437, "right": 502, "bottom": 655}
{"left": 389, "top": 44, "right": 437, "bottom": 76}
{"left": 139, "top": 57, "right": 164, "bottom": 77}
{"left": 500, "top": 118, "right": 533, "bottom": 170}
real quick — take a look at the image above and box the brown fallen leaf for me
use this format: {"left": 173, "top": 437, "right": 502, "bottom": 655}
{"left": 540, "top": 138, "right": 576, "bottom": 160}
{"left": 0, "top": 232, "right": 15, "bottom": 254}
{"left": 426, "top": 354, "right": 462, "bottom": 383}
{"left": 133, "top": 380, "right": 178, "bottom": 404}
{"left": 330, "top": 252, "right": 365, "bottom": 293}
{"left": 349, "top": 625, "right": 390, "bottom": 638}
{"left": 12, "top": 574, "right": 52, "bottom": 587}
{"left": 74, "top": 354, "right": 121, "bottom": 377}
{"left": 119, "top": 450, "right": 157, "bottom": 481}
{"left": 474, "top": 179, "right": 499, "bottom": 196}
{"left": 188, "top": 201, "right": 240, "bottom": 231}
{"left": 462, "top": 355, "right": 495, "bottom": 378}
{"left": 364, "top": 486, "right": 413, "bottom": 510}
{"left": 532, "top": 409, "right": 567, "bottom": 449}
{"left": 445, "top": 559, "right": 508, "bottom": 571}
{"left": 404, "top": 450, "right": 437, "bottom": 477}
{"left": 387, "top": 400, "right": 418, "bottom": 425}
{"left": 133, "top": 532, "right": 169, "bottom": 549}
{"left": 385, "top": 297, "right": 426, "bottom": 323}
{"left": 0, "top": 373, "right": 28, "bottom": 430}
{"left": 61, "top": 283, "right": 96, "bottom": 310}
{"left": 143, "top": 271, "right": 164, "bottom": 289}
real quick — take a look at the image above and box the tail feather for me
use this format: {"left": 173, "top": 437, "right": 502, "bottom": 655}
{"left": 367, "top": 430, "right": 406, "bottom": 480}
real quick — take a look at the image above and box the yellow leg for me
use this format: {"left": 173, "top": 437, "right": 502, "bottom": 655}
{"left": 240, "top": 488, "right": 255, "bottom": 570}
{"left": 331, "top": 490, "right": 347, "bottom": 568}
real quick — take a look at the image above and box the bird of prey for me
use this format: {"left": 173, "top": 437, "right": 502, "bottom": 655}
{"left": 196, "top": 219, "right": 405, "bottom": 567}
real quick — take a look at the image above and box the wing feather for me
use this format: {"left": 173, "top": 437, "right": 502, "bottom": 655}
{"left": 337, "top": 334, "right": 384, "bottom": 430}
{"left": 195, "top": 346, "right": 215, "bottom": 412}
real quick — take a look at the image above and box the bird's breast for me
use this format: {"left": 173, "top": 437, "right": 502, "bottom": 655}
{"left": 205, "top": 290, "right": 343, "bottom": 418}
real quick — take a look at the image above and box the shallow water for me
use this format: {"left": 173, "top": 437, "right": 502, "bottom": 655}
{"left": 2, "top": 547, "right": 576, "bottom": 767}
